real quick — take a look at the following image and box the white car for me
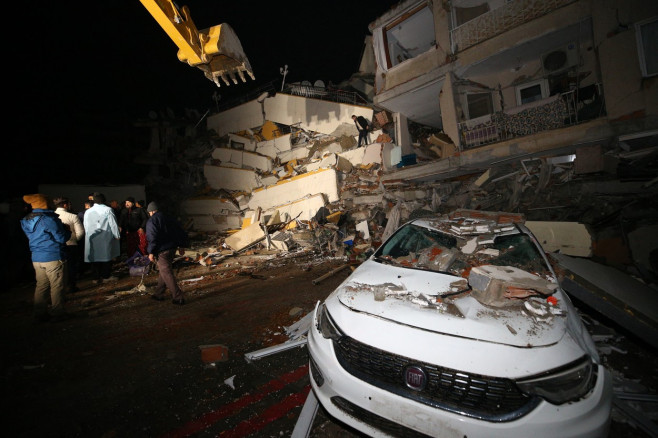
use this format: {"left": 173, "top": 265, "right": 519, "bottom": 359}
{"left": 308, "top": 210, "right": 612, "bottom": 437}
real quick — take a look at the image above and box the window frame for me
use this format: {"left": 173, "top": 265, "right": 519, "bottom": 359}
{"left": 515, "top": 79, "right": 549, "bottom": 106}
{"left": 635, "top": 17, "right": 658, "bottom": 78}
{"left": 382, "top": 4, "right": 436, "bottom": 69}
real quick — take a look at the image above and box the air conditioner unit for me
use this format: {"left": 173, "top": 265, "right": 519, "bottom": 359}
{"left": 541, "top": 42, "right": 579, "bottom": 75}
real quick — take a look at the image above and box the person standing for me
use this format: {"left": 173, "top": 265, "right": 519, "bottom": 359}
{"left": 20, "top": 194, "right": 71, "bottom": 322}
{"left": 77, "top": 199, "right": 93, "bottom": 276}
{"left": 78, "top": 199, "right": 93, "bottom": 223}
{"left": 54, "top": 197, "right": 85, "bottom": 293}
{"left": 145, "top": 202, "right": 190, "bottom": 305}
{"left": 119, "top": 197, "right": 149, "bottom": 257}
{"left": 352, "top": 115, "right": 371, "bottom": 147}
{"left": 83, "top": 193, "right": 120, "bottom": 284}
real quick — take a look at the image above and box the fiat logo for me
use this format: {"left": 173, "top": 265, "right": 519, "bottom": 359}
{"left": 404, "top": 366, "right": 427, "bottom": 391}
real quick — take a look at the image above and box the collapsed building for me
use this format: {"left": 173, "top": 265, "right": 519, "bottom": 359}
{"left": 134, "top": 0, "right": 656, "bottom": 344}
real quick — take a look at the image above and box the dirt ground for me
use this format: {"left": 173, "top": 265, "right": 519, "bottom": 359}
{"left": 2, "top": 249, "right": 656, "bottom": 438}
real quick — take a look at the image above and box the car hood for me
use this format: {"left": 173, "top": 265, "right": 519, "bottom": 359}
{"left": 334, "top": 259, "right": 568, "bottom": 348}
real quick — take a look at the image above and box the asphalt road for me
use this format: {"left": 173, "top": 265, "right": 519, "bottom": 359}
{"left": 2, "top": 250, "right": 655, "bottom": 437}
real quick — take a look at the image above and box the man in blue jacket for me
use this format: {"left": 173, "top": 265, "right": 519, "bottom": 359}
{"left": 145, "top": 202, "right": 190, "bottom": 305}
{"left": 21, "top": 194, "right": 71, "bottom": 322}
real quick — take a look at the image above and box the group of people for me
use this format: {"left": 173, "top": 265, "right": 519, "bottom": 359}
{"left": 20, "top": 192, "right": 190, "bottom": 323}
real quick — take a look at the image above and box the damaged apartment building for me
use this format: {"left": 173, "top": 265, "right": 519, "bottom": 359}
{"left": 136, "top": 0, "right": 657, "bottom": 325}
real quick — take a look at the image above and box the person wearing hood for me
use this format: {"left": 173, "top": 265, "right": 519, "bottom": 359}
{"left": 83, "top": 193, "right": 121, "bottom": 284}
{"left": 20, "top": 194, "right": 71, "bottom": 322}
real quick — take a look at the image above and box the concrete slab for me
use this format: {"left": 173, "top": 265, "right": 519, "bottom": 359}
{"left": 224, "top": 222, "right": 267, "bottom": 252}
{"left": 248, "top": 169, "right": 338, "bottom": 212}
{"left": 553, "top": 253, "right": 658, "bottom": 349}
{"left": 211, "top": 148, "right": 272, "bottom": 172}
{"left": 256, "top": 134, "right": 292, "bottom": 159}
{"left": 526, "top": 221, "right": 593, "bottom": 257}
{"left": 204, "top": 165, "right": 262, "bottom": 192}
{"left": 262, "top": 193, "right": 327, "bottom": 222}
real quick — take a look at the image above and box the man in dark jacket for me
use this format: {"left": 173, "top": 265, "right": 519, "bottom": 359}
{"left": 352, "top": 114, "right": 371, "bottom": 147}
{"left": 120, "top": 197, "right": 149, "bottom": 257}
{"left": 145, "top": 202, "right": 189, "bottom": 305}
{"left": 20, "top": 194, "right": 71, "bottom": 322}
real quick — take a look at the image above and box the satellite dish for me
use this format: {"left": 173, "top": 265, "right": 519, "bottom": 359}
{"left": 543, "top": 50, "right": 567, "bottom": 72}
{"left": 314, "top": 80, "right": 325, "bottom": 89}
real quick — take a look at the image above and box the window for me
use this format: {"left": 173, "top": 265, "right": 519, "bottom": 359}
{"left": 636, "top": 17, "right": 658, "bottom": 77}
{"left": 384, "top": 5, "right": 436, "bottom": 68}
{"left": 466, "top": 92, "right": 493, "bottom": 119}
{"left": 515, "top": 79, "right": 548, "bottom": 105}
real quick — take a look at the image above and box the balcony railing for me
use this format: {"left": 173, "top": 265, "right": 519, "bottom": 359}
{"left": 215, "top": 80, "right": 369, "bottom": 114}
{"left": 450, "top": 0, "right": 576, "bottom": 52}
{"left": 458, "top": 84, "right": 605, "bottom": 150}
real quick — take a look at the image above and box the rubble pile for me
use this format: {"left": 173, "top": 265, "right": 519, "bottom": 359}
{"left": 141, "top": 108, "right": 656, "bottom": 288}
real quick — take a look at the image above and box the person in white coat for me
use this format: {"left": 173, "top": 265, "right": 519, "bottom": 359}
{"left": 54, "top": 197, "right": 85, "bottom": 293}
{"left": 83, "top": 193, "right": 120, "bottom": 284}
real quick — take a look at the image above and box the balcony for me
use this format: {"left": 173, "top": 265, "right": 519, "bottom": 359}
{"left": 458, "top": 84, "right": 605, "bottom": 150}
{"left": 450, "top": 0, "right": 577, "bottom": 52}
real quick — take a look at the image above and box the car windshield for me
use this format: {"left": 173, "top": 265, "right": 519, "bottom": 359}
{"left": 373, "top": 223, "right": 549, "bottom": 277}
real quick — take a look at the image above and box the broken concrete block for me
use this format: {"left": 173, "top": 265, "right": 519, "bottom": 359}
{"left": 308, "top": 153, "right": 354, "bottom": 174}
{"left": 199, "top": 344, "right": 228, "bottom": 363}
{"left": 204, "top": 165, "right": 261, "bottom": 192}
{"left": 266, "top": 210, "right": 282, "bottom": 226}
{"left": 211, "top": 148, "right": 243, "bottom": 168}
{"left": 228, "top": 133, "right": 256, "bottom": 152}
{"left": 278, "top": 145, "right": 312, "bottom": 163}
{"left": 461, "top": 237, "right": 477, "bottom": 254}
{"left": 356, "top": 220, "right": 370, "bottom": 240}
{"left": 256, "top": 134, "right": 292, "bottom": 159}
{"left": 260, "top": 175, "right": 279, "bottom": 187}
{"left": 468, "top": 265, "right": 557, "bottom": 307}
{"left": 352, "top": 194, "right": 384, "bottom": 205}
{"left": 525, "top": 221, "right": 593, "bottom": 257}
{"left": 225, "top": 222, "right": 267, "bottom": 252}
{"left": 262, "top": 193, "right": 326, "bottom": 222}
{"left": 270, "top": 230, "right": 293, "bottom": 251}
{"left": 248, "top": 168, "right": 339, "bottom": 212}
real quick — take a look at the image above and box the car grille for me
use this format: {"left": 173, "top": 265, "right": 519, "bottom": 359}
{"left": 332, "top": 396, "right": 433, "bottom": 438}
{"left": 333, "top": 335, "right": 540, "bottom": 422}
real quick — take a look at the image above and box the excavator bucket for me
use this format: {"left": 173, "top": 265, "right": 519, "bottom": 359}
{"left": 140, "top": 0, "right": 255, "bottom": 87}
{"left": 195, "top": 23, "right": 255, "bottom": 87}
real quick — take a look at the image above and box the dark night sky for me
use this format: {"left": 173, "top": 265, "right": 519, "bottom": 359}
{"left": 5, "top": 1, "right": 400, "bottom": 199}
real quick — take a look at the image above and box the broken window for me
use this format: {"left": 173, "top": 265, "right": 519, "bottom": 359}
{"left": 466, "top": 92, "right": 494, "bottom": 119}
{"left": 383, "top": 5, "right": 436, "bottom": 69}
{"left": 373, "top": 221, "right": 551, "bottom": 279}
{"left": 635, "top": 17, "right": 658, "bottom": 77}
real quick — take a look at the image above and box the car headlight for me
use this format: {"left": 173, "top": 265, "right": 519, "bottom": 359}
{"left": 516, "top": 356, "right": 597, "bottom": 404}
{"left": 317, "top": 303, "right": 343, "bottom": 341}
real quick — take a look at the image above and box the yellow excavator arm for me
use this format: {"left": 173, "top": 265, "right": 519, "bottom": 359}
{"left": 140, "top": 0, "right": 255, "bottom": 87}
